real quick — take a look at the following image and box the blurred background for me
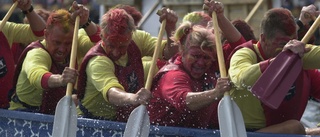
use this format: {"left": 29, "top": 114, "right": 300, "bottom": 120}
{"left": 1, "top": 0, "right": 320, "bottom": 38}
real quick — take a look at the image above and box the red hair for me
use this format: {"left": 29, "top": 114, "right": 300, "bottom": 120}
{"left": 261, "top": 8, "right": 296, "bottom": 39}
{"left": 46, "top": 9, "right": 73, "bottom": 33}
{"left": 232, "top": 19, "right": 256, "bottom": 41}
{"left": 100, "top": 8, "right": 135, "bottom": 42}
{"left": 111, "top": 4, "right": 142, "bottom": 26}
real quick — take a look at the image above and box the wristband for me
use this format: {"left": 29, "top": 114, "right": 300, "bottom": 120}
{"left": 22, "top": 5, "right": 34, "bottom": 15}
{"left": 81, "top": 18, "right": 92, "bottom": 29}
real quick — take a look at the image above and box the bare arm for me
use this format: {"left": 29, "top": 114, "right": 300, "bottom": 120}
{"left": 70, "top": 1, "right": 98, "bottom": 36}
{"left": 159, "top": 7, "right": 179, "bottom": 60}
{"left": 47, "top": 67, "right": 78, "bottom": 88}
{"left": 306, "top": 127, "right": 320, "bottom": 135}
{"left": 185, "top": 77, "right": 230, "bottom": 110}
{"left": 15, "top": 0, "right": 46, "bottom": 31}
{"left": 107, "top": 87, "right": 151, "bottom": 107}
{"left": 204, "top": 0, "right": 242, "bottom": 43}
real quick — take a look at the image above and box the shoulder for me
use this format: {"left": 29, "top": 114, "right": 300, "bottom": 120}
{"left": 161, "top": 69, "right": 190, "bottom": 81}
{"left": 87, "top": 56, "right": 115, "bottom": 70}
{"left": 27, "top": 47, "right": 49, "bottom": 57}
{"left": 132, "top": 30, "right": 153, "bottom": 41}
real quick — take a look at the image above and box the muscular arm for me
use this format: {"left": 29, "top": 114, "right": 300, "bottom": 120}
{"left": 25, "top": 8, "right": 46, "bottom": 32}
{"left": 107, "top": 87, "right": 138, "bottom": 107}
{"left": 186, "top": 77, "right": 230, "bottom": 110}
{"left": 16, "top": 0, "right": 45, "bottom": 32}
{"left": 216, "top": 7, "right": 242, "bottom": 43}
{"left": 47, "top": 67, "right": 78, "bottom": 88}
{"left": 186, "top": 89, "right": 221, "bottom": 110}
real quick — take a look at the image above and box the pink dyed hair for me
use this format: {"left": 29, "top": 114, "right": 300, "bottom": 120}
{"left": 100, "top": 8, "right": 136, "bottom": 42}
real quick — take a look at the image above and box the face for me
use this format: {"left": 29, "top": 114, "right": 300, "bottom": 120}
{"left": 182, "top": 46, "right": 215, "bottom": 79}
{"left": 260, "top": 32, "right": 297, "bottom": 58}
{"left": 103, "top": 33, "right": 132, "bottom": 61}
{"left": 45, "top": 26, "right": 73, "bottom": 62}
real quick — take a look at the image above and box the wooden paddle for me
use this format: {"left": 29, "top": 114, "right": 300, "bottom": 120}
{"left": 0, "top": 1, "right": 18, "bottom": 32}
{"left": 123, "top": 13, "right": 167, "bottom": 137}
{"left": 52, "top": 16, "right": 80, "bottom": 137}
{"left": 244, "top": 0, "right": 264, "bottom": 23}
{"left": 211, "top": 12, "right": 247, "bottom": 137}
{"left": 251, "top": 15, "right": 320, "bottom": 109}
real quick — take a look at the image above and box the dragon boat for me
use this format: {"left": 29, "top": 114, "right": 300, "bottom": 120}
{"left": 0, "top": 108, "right": 318, "bottom": 137}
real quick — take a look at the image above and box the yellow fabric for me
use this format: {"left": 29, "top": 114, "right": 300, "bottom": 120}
{"left": 1, "top": 21, "right": 44, "bottom": 47}
{"left": 77, "top": 29, "right": 96, "bottom": 66}
{"left": 9, "top": 48, "right": 51, "bottom": 110}
{"left": 9, "top": 37, "right": 94, "bottom": 110}
{"left": 76, "top": 55, "right": 120, "bottom": 119}
{"left": 77, "top": 30, "right": 166, "bottom": 119}
{"left": 132, "top": 30, "right": 167, "bottom": 59}
{"left": 229, "top": 44, "right": 266, "bottom": 129}
{"left": 229, "top": 43, "right": 320, "bottom": 129}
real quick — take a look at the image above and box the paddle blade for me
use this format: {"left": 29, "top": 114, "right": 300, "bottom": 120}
{"left": 218, "top": 95, "right": 247, "bottom": 137}
{"left": 123, "top": 105, "right": 150, "bottom": 137}
{"left": 251, "top": 51, "right": 302, "bottom": 109}
{"left": 52, "top": 96, "right": 77, "bottom": 137}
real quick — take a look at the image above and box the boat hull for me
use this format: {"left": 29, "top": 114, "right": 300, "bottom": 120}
{"left": 0, "top": 109, "right": 317, "bottom": 137}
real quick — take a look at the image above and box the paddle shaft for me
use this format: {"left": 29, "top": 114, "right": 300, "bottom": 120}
{"left": 245, "top": 0, "right": 264, "bottom": 23}
{"left": 145, "top": 19, "right": 166, "bottom": 90}
{"left": 301, "top": 15, "right": 320, "bottom": 44}
{"left": 0, "top": 2, "right": 18, "bottom": 32}
{"left": 213, "top": 11, "right": 247, "bottom": 137}
{"left": 212, "top": 12, "right": 226, "bottom": 78}
{"left": 52, "top": 16, "right": 80, "bottom": 137}
{"left": 123, "top": 16, "right": 166, "bottom": 137}
{"left": 66, "top": 16, "right": 80, "bottom": 96}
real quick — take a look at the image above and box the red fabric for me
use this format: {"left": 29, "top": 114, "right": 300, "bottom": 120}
{"left": 223, "top": 36, "right": 246, "bottom": 61}
{"left": 229, "top": 40, "right": 320, "bottom": 126}
{"left": 0, "top": 32, "right": 15, "bottom": 108}
{"left": 32, "top": 30, "right": 44, "bottom": 37}
{"left": 77, "top": 40, "right": 144, "bottom": 122}
{"left": 41, "top": 73, "right": 52, "bottom": 89}
{"left": 89, "top": 25, "right": 101, "bottom": 43}
{"left": 113, "top": 41, "right": 144, "bottom": 122}
{"left": 13, "top": 41, "right": 71, "bottom": 114}
{"left": 264, "top": 69, "right": 320, "bottom": 126}
{"left": 223, "top": 36, "right": 246, "bottom": 69}
{"left": 77, "top": 41, "right": 106, "bottom": 100}
{"left": 256, "top": 42, "right": 270, "bottom": 72}
{"left": 156, "top": 59, "right": 166, "bottom": 69}
{"left": 11, "top": 43, "right": 25, "bottom": 64}
{"left": 148, "top": 55, "right": 220, "bottom": 129}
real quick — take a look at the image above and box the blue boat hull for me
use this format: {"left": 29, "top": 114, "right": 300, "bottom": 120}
{"left": 0, "top": 109, "right": 317, "bottom": 137}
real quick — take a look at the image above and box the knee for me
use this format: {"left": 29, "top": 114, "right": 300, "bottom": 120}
{"left": 285, "top": 120, "right": 306, "bottom": 134}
